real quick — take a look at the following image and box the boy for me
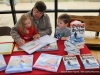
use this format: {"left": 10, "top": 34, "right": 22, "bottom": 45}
{"left": 55, "top": 14, "right": 71, "bottom": 40}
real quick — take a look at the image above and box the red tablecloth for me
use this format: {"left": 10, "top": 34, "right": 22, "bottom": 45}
{"left": 0, "top": 40, "right": 100, "bottom": 75}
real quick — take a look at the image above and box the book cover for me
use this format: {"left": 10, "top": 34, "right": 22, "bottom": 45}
{"left": 33, "top": 53, "right": 62, "bottom": 72}
{"left": 70, "top": 20, "right": 85, "bottom": 49}
{"left": 64, "top": 41, "right": 80, "bottom": 55}
{"left": 80, "top": 54, "right": 99, "bottom": 69}
{"left": 63, "top": 55, "right": 80, "bottom": 70}
{"left": 0, "top": 54, "right": 6, "bottom": 71}
{"left": 5, "top": 55, "right": 33, "bottom": 74}
{"left": 0, "top": 43, "right": 14, "bottom": 55}
{"left": 64, "top": 41, "right": 77, "bottom": 50}
{"left": 37, "top": 42, "right": 58, "bottom": 52}
{"left": 20, "top": 35, "right": 57, "bottom": 54}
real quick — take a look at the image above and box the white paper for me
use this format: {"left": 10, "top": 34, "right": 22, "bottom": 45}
{"left": 37, "top": 35, "right": 58, "bottom": 44}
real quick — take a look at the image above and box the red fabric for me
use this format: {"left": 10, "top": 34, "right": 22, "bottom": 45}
{"left": 1, "top": 40, "right": 100, "bottom": 75}
{"left": 18, "top": 26, "right": 38, "bottom": 41}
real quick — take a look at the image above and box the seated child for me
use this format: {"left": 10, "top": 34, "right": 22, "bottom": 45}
{"left": 55, "top": 14, "right": 71, "bottom": 40}
{"left": 16, "top": 13, "right": 40, "bottom": 46}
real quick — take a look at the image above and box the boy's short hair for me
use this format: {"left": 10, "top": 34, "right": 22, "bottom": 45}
{"left": 34, "top": 1, "right": 46, "bottom": 12}
{"left": 58, "top": 14, "right": 70, "bottom": 24}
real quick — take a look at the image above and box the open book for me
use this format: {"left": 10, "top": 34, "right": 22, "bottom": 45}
{"left": 19, "top": 35, "right": 58, "bottom": 54}
{"left": 36, "top": 42, "right": 58, "bottom": 52}
{"left": 63, "top": 55, "right": 80, "bottom": 70}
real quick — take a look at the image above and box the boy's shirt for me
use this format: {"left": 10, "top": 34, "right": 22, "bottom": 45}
{"left": 18, "top": 26, "right": 38, "bottom": 41}
{"left": 55, "top": 27, "right": 71, "bottom": 39}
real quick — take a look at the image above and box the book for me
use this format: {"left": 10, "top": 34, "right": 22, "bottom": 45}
{"left": 64, "top": 41, "right": 80, "bottom": 55}
{"left": 0, "top": 36, "right": 14, "bottom": 43}
{"left": 0, "top": 54, "right": 7, "bottom": 71}
{"left": 19, "top": 40, "right": 48, "bottom": 54}
{"left": 5, "top": 55, "right": 33, "bottom": 74}
{"left": 36, "top": 42, "right": 58, "bottom": 52}
{"left": 33, "top": 53, "right": 62, "bottom": 72}
{"left": 0, "top": 43, "right": 14, "bottom": 55}
{"left": 63, "top": 55, "right": 80, "bottom": 70}
{"left": 19, "top": 35, "right": 58, "bottom": 54}
{"left": 70, "top": 20, "right": 85, "bottom": 49}
{"left": 80, "top": 54, "right": 99, "bottom": 69}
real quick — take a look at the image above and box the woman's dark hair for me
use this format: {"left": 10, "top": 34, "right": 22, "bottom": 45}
{"left": 34, "top": 1, "right": 46, "bottom": 12}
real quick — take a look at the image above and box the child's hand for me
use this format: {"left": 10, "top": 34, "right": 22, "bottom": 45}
{"left": 17, "top": 38, "right": 25, "bottom": 46}
{"left": 61, "top": 37, "right": 66, "bottom": 40}
{"left": 61, "top": 36, "right": 70, "bottom": 40}
{"left": 33, "top": 34, "right": 40, "bottom": 40}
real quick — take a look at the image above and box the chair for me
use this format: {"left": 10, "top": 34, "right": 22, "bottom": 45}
{"left": 0, "top": 26, "right": 11, "bottom": 36}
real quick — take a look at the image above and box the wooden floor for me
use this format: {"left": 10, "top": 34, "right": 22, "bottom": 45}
{"left": 90, "top": 49, "right": 100, "bottom": 63}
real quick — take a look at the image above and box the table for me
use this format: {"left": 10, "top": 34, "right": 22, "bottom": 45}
{"left": 0, "top": 40, "right": 100, "bottom": 75}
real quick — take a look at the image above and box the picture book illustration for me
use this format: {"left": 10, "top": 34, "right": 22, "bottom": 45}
{"left": 70, "top": 20, "right": 85, "bottom": 48}
{"left": 37, "top": 42, "right": 58, "bottom": 51}
{"left": 33, "top": 53, "right": 62, "bottom": 72}
{"left": 5, "top": 55, "right": 33, "bottom": 74}
{"left": 80, "top": 54, "right": 99, "bottom": 69}
{"left": 63, "top": 55, "right": 80, "bottom": 70}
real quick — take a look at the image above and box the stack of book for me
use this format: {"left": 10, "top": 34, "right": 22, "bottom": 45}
{"left": 80, "top": 54, "right": 99, "bottom": 69}
{"left": 0, "top": 43, "right": 14, "bottom": 55}
{"left": 0, "top": 54, "right": 7, "bottom": 71}
{"left": 70, "top": 20, "right": 85, "bottom": 49}
{"left": 5, "top": 55, "right": 33, "bottom": 74}
{"left": 63, "top": 55, "right": 80, "bottom": 70}
{"left": 19, "top": 35, "right": 58, "bottom": 54}
{"left": 37, "top": 42, "right": 58, "bottom": 52}
{"left": 64, "top": 41, "right": 80, "bottom": 55}
{"left": 33, "top": 53, "right": 62, "bottom": 72}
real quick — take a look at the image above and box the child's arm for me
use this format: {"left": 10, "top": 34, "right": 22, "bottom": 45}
{"left": 33, "top": 26, "right": 40, "bottom": 40}
{"left": 61, "top": 36, "right": 70, "bottom": 40}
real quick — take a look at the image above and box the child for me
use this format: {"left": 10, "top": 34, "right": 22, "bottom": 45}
{"left": 55, "top": 14, "right": 71, "bottom": 40}
{"left": 17, "top": 13, "right": 40, "bottom": 46}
